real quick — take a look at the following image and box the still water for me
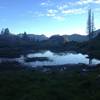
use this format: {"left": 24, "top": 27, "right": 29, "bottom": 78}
{"left": 0, "top": 51, "right": 100, "bottom": 67}
{"left": 19, "top": 51, "right": 100, "bottom": 67}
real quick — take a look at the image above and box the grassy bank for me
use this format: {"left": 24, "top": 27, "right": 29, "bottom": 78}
{"left": 0, "top": 62, "right": 100, "bottom": 100}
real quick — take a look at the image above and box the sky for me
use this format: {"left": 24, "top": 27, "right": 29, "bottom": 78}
{"left": 0, "top": 0, "right": 100, "bottom": 37}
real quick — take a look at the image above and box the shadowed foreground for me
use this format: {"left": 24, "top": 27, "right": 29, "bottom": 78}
{"left": 0, "top": 62, "right": 100, "bottom": 100}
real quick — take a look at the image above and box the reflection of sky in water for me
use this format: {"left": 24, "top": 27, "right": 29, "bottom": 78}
{"left": 27, "top": 51, "right": 53, "bottom": 58}
{"left": 0, "top": 51, "right": 100, "bottom": 67}
{"left": 24, "top": 51, "right": 100, "bottom": 67}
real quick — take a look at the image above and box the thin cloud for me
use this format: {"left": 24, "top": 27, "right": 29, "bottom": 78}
{"left": 57, "top": 4, "right": 68, "bottom": 10}
{"left": 46, "top": 13, "right": 56, "bottom": 17}
{"left": 46, "top": 9, "right": 65, "bottom": 21}
{"left": 46, "top": 9, "right": 58, "bottom": 17}
{"left": 40, "top": 0, "right": 53, "bottom": 7}
{"left": 94, "top": 0, "right": 100, "bottom": 4}
{"left": 76, "top": 0, "right": 93, "bottom": 5}
{"left": 68, "top": 0, "right": 100, "bottom": 6}
{"left": 62, "top": 8, "right": 87, "bottom": 14}
{"left": 40, "top": 2, "right": 48, "bottom": 6}
{"left": 36, "top": 0, "right": 100, "bottom": 20}
{"left": 47, "top": 9, "right": 58, "bottom": 14}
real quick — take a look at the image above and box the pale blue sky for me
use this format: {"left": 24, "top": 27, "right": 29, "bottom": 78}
{"left": 0, "top": 0, "right": 100, "bottom": 36}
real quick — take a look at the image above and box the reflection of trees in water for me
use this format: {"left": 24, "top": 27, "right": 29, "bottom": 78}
{"left": 89, "top": 58, "right": 92, "bottom": 64}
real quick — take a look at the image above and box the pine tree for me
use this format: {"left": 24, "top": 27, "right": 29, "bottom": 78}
{"left": 87, "top": 9, "right": 95, "bottom": 64}
{"left": 87, "top": 9, "right": 95, "bottom": 40}
{"left": 0, "top": 28, "right": 10, "bottom": 35}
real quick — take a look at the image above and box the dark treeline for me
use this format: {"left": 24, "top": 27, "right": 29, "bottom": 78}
{"left": 0, "top": 28, "right": 38, "bottom": 57}
{"left": 0, "top": 28, "right": 67, "bottom": 51}
{"left": 0, "top": 28, "right": 100, "bottom": 58}
{"left": 0, "top": 28, "right": 36, "bottom": 49}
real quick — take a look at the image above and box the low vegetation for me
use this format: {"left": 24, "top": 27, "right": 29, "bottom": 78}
{"left": 0, "top": 61, "right": 27, "bottom": 71}
{"left": 0, "top": 62, "right": 100, "bottom": 100}
{"left": 0, "top": 28, "right": 99, "bottom": 100}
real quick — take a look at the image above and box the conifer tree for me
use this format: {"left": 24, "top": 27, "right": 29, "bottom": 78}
{"left": 87, "top": 9, "right": 95, "bottom": 40}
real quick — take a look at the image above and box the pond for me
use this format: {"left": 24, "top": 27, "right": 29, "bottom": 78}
{"left": 18, "top": 51, "right": 100, "bottom": 67}
{"left": 0, "top": 51, "right": 100, "bottom": 67}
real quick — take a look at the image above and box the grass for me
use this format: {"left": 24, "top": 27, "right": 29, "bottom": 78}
{"left": 0, "top": 61, "right": 28, "bottom": 71}
{"left": 0, "top": 62, "right": 100, "bottom": 100}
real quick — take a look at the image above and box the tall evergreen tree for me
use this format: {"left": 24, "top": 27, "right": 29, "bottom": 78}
{"left": 22, "top": 32, "right": 28, "bottom": 41}
{"left": 92, "top": 12, "right": 95, "bottom": 34}
{"left": 0, "top": 28, "right": 4, "bottom": 35}
{"left": 87, "top": 9, "right": 95, "bottom": 64}
{"left": 87, "top": 9, "right": 95, "bottom": 40}
{"left": 0, "top": 28, "right": 10, "bottom": 36}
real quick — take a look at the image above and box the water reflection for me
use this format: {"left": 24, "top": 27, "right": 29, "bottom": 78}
{"left": 0, "top": 51, "right": 100, "bottom": 67}
{"left": 89, "top": 58, "right": 92, "bottom": 65}
{"left": 23, "top": 51, "right": 100, "bottom": 67}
